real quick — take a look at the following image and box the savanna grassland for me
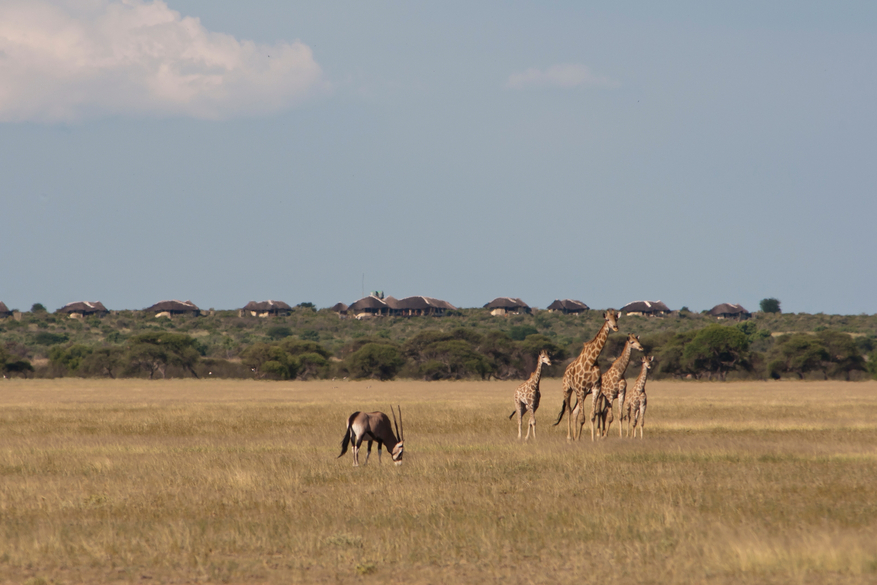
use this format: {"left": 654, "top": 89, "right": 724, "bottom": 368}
{"left": 1, "top": 379, "right": 877, "bottom": 584}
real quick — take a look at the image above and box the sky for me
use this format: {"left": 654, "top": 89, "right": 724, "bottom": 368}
{"left": 1, "top": 1, "right": 876, "bottom": 314}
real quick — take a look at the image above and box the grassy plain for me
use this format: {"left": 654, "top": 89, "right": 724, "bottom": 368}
{"left": 1, "top": 378, "right": 877, "bottom": 584}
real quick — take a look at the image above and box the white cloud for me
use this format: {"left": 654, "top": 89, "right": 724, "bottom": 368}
{"left": 0, "top": 0, "right": 327, "bottom": 122}
{"left": 506, "top": 64, "right": 619, "bottom": 90}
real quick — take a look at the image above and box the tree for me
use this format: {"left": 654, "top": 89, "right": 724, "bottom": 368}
{"left": 31, "top": 303, "right": 47, "bottom": 313}
{"left": 767, "top": 334, "right": 829, "bottom": 379}
{"left": 80, "top": 347, "right": 125, "bottom": 379}
{"left": 759, "top": 298, "right": 781, "bottom": 313}
{"left": 125, "top": 332, "right": 201, "bottom": 379}
{"left": 682, "top": 325, "right": 750, "bottom": 380}
{"left": 241, "top": 342, "right": 299, "bottom": 380}
{"left": 816, "top": 330, "right": 866, "bottom": 380}
{"left": 48, "top": 344, "right": 93, "bottom": 376}
{"left": 346, "top": 343, "right": 405, "bottom": 380}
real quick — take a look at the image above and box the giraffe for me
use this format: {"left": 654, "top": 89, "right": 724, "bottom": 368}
{"left": 622, "top": 356, "right": 654, "bottom": 438}
{"left": 591, "top": 333, "right": 644, "bottom": 439}
{"left": 508, "top": 350, "right": 552, "bottom": 440}
{"left": 552, "top": 309, "right": 620, "bottom": 440}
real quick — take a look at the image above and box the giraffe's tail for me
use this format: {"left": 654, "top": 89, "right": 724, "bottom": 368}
{"left": 552, "top": 399, "right": 567, "bottom": 426}
{"left": 508, "top": 409, "right": 517, "bottom": 420}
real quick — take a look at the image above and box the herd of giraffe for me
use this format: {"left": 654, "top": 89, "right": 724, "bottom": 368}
{"left": 510, "top": 309, "right": 655, "bottom": 441}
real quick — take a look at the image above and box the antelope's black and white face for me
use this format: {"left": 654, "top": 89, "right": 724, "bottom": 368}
{"left": 391, "top": 441, "right": 404, "bottom": 466}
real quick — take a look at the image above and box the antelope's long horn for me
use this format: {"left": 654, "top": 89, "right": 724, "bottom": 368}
{"left": 391, "top": 406, "right": 401, "bottom": 442}
{"left": 397, "top": 404, "right": 403, "bottom": 441}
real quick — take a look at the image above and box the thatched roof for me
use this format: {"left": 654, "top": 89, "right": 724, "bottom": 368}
{"left": 0, "top": 301, "right": 11, "bottom": 315}
{"left": 394, "top": 296, "right": 457, "bottom": 311}
{"left": 621, "top": 300, "right": 671, "bottom": 314}
{"left": 57, "top": 301, "right": 109, "bottom": 315}
{"left": 483, "top": 297, "right": 530, "bottom": 311}
{"left": 330, "top": 302, "right": 349, "bottom": 313}
{"left": 242, "top": 300, "right": 292, "bottom": 312}
{"left": 709, "top": 303, "right": 750, "bottom": 317}
{"left": 547, "top": 299, "right": 589, "bottom": 312}
{"left": 348, "top": 295, "right": 388, "bottom": 312}
{"left": 145, "top": 300, "right": 200, "bottom": 313}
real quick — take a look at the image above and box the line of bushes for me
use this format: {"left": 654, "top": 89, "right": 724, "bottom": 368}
{"left": 3, "top": 319, "right": 876, "bottom": 381}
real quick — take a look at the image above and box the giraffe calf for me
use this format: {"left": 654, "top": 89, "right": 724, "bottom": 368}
{"left": 509, "top": 350, "right": 551, "bottom": 440}
{"left": 622, "top": 356, "right": 654, "bottom": 438}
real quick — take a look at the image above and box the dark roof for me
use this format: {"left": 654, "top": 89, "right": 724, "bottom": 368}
{"left": 145, "top": 300, "right": 200, "bottom": 313}
{"left": 709, "top": 303, "right": 750, "bottom": 316}
{"left": 483, "top": 297, "right": 530, "bottom": 310}
{"left": 330, "top": 302, "right": 349, "bottom": 313}
{"left": 0, "top": 301, "right": 10, "bottom": 315}
{"left": 547, "top": 299, "right": 589, "bottom": 312}
{"left": 621, "top": 300, "right": 671, "bottom": 314}
{"left": 242, "top": 300, "right": 292, "bottom": 312}
{"left": 348, "top": 295, "right": 388, "bottom": 311}
{"left": 57, "top": 301, "right": 109, "bottom": 315}
{"left": 394, "top": 296, "right": 457, "bottom": 311}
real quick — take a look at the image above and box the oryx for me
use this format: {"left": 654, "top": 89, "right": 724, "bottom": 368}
{"left": 338, "top": 406, "right": 404, "bottom": 466}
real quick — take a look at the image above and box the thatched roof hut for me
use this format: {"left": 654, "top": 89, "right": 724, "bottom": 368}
{"left": 330, "top": 302, "right": 349, "bottom": 316}
{"left": 0, "top": 301, "right": 11, "bottom": 318}
{"left": 546, "top": 299, "right": 589, "bottom": 314}
{"left": 56, "top": 301, "right": 109, "bottom": 318}
{"left": 621, "top": 300, "right": 671, "bottom": 316}
{"left": 242, "top": 300, "right": 292, "bottom": 317}
{"left": 349, "top": 295, "right": 390, "bottom": 318}
{"left": 708, "top": 303, "right": 751, "bottom": 320}
{"left": 145, "top": 300, "right": 200, "bottom": 317}
{"left": 391, "top": 296, "right": 457, "bottom": 316}
{"left": 483, "top": 297, "right": 531, "bottom": 316}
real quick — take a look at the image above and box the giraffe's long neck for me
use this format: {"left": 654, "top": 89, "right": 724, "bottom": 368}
{"left": 613, "top": 341, "right": 634, "bottom": 375}
{"left": 579, "top": 320, "right": 611, "bottom": 366}
{"left": 633, "top": 363, "right": 650, "bottom": 393}
{"left": 530, "top": 360, "right": 545, "bottom": 387}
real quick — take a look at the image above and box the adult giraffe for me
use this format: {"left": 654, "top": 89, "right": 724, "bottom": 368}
{"left": 582, "top": 333, "right": 643, "bottom": 440}
{"left": 552, "top": 309, "right": 619, "bottom": 440}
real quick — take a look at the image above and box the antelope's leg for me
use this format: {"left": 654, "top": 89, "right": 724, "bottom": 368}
{"left": 365, "top": 440, "right": 374, "bottom": 465}
{"left": 376, "top": 440, "right": 383, "bottom": 464}
{"left": 353, "top": 435, "right": 364, "bottom": 467}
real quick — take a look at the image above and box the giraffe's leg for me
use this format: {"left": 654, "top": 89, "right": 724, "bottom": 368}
{"left": 590, "top": 393, "right": 600, "bottom": 442}
{"left": 604, "top": 400, "right": 614, "bottom": 438}
{"left": 640, "top": 403, "right": 647, "bottom": 439}
{"left": 524, "top": 407, "right": 536, "bottom": 441}
{"left": 515, "top": 399, "right": 524, "bottom": 441}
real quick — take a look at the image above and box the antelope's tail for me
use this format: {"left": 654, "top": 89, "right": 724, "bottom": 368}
{"left": 552, "top": 399, "right": 567, "bottom": 426}
{"left": 338, "top": 412, "right": 359, "bottom": 458}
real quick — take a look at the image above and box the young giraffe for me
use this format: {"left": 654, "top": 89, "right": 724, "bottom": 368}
{"left": 508, "top": 350, "right": 552, "bottom": 440}
{"left": 591, "top": 333, "right": 644, "bottom": 439}
{"left": 622, "top": 356, "right": 654, "bottom": 438}
{"left": 552, "top": 309, "right": 620, "bottom": 440}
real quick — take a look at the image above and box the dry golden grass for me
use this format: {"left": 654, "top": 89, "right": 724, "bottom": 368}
{"left": 1, "top": 378, "right": 877, "bottom": 584}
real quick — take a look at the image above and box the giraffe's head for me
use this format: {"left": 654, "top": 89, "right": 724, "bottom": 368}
{"left": 641, "top": 355, "right": 655, "bottom": 370}
{"left": 628, "top": 333, "right": 644, "bottom": 353}
{"left": 604, "top": 309, "right": 620, "bottom": 332}
{"left": 538, "top": 350, "right": 552, "bottom": 366}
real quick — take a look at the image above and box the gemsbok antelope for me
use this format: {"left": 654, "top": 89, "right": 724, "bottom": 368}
{"left": 338, "top": 406, "right": 405, "bottom": 466}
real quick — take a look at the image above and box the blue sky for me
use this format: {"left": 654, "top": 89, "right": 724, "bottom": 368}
{"left": 1, "top": 1, "right": 875, "bottom": 314}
